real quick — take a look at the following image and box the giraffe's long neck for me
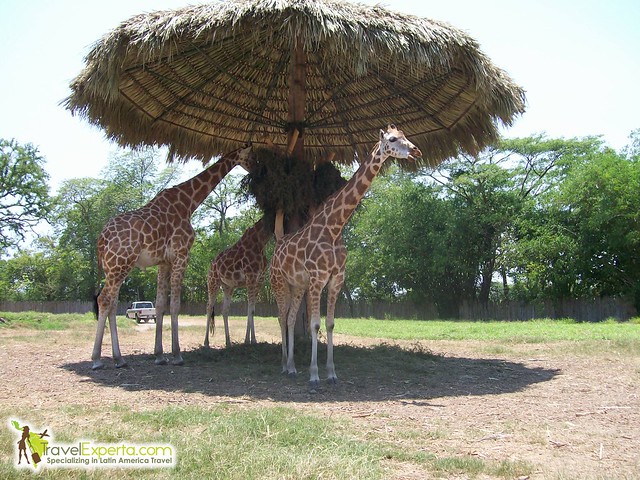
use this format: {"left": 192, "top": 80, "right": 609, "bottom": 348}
{"left": 253, "top": 218, "right": 273, "bottom": 248}
{"left": 170, "top": 153, "right": 239, "bottom": 216}
{"left": 315, "top": 143, "right": 387, "bottom": 240}
{"left": 241, "top": 218, "right": 272, "bottom": 250}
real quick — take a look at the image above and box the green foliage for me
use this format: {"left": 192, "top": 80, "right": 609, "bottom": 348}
{"left": 346, "top": 133, "right": 640, "bottom": 315}
{"left": 0, "top": 237, "right": 90, "bottom": 301}
{"left": 0, "top": 139, "right": 51, "bottom": 255}
{"left": 558, "top": 148, "right": 640, "bottom": 306}
{"left": 346, "top": 172, "right": 477, "bottom": 316}
{"left": 196, "top": 172, "right": 248, "bottom": 234}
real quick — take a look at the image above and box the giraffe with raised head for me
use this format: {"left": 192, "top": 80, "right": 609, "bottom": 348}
{"left": 91, "top": 144, "right": 254, "bottom": 370}
{"left": 204, "top": 216, "right": 272, "bottom": 348}
{"left": 270, "top": 125, "right": 422, "bottom": 387}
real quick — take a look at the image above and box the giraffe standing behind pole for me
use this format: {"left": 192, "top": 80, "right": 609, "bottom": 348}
{"left": 270, "top": 126, "right": 422, "bottom": 387}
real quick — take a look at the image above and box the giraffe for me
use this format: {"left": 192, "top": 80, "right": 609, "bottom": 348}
{"left": 269, "top": 125, "right": 422, "bottom": 387}
{"left": 204, "top": 216, "right": 272, "bottom": 348}
{"left": 91, "top": 144, "right": 254, "bottom": 370}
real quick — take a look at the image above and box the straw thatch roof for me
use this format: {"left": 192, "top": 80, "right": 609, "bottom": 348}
{"left": 64, "top": 0, "right": 526, "bottom": 167}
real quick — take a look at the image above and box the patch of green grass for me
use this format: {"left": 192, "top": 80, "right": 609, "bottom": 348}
{"left": 427, "top": 455, "right": 534, "bottom": 479}
{"left": 124, "top": 405, "right": 382, "bottom": 479}
{"left": 0, "top": 311, "right": 132, "bottom": 331}
{"left": 432, "top": 456, "right": 485, "bottom": 476}
{"left": 488, "top": 459, "right": 535, "bottom": 478}
{"left": 1, "top": 404, "right": 384, "bottom": 479}
{"left": 336, "top": 317, "right": 640, "bottom": 345}
{"left": 0, "top": 401, "right": 535, "bottom": 480}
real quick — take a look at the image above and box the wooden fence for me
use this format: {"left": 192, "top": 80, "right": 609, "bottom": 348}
{"left": 1, "top": 297, "right": 636, "bottom": 322}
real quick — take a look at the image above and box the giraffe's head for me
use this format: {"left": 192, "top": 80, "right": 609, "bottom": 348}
{"left": 233, "top": 142, "right": 255, "bottom": 172}
{"left": 379, "top": 125, "right": 422, "bottom": 160}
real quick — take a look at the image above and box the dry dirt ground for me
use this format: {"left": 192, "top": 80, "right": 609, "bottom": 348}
{"left": 1, "top": 316, "right": 639, "bottom": 479}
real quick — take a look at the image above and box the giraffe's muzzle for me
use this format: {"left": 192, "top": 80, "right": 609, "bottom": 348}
{"left": 408, "top": 147, "right": 423, "bottom": 160}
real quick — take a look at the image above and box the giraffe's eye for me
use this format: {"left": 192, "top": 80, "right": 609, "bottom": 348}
{"left": 388, "top": 136, "right": 397, "bottom": 142}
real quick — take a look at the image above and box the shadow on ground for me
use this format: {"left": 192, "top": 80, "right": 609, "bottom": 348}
{"left": 61, "top": 341, "right": 559, "bottom": 403}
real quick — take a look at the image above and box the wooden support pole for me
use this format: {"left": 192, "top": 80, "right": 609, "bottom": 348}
{"left": 287, "top": 37, "right": 308, "bottom": 338}
{"left": 286, "top": 128, "right": 300, "bottom": 156}
{"left": 287, "top": 38, "right": 306, "bottom": 160}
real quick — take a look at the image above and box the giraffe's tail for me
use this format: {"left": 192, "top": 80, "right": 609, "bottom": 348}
{"left": 207, "top": 302, "right": 215, "bottom": 336}
{"left": 92, "top": 287, "right": 102, "bottom": 320}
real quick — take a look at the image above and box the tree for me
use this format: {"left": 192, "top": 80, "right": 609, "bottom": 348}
{"left": 346, "top": 171, "right": 478, "bottom": 317}
{"left": 195, "top": 172, "right": 247, "bottom": 235}
{"left": 0, "top": 139, "right": 51, "bottom": 256}
{"left": 557, "top": 148, "right": 640, "bottom": 308}
{"left": 427, "top": 135, "right": 604, "bottom": 306}
{"left": 103, "top": 147, "right": 180, "bottom": 207}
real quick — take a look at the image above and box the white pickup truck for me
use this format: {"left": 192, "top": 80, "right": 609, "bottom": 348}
{"left": 125, "top": 301, "right": 157, "bottom": 323}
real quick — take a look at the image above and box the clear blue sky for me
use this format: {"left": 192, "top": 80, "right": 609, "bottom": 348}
{"left": 1, "top": 0, "right": 638, "bottom": 190}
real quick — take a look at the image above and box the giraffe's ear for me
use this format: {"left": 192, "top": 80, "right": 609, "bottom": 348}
{"left": 380, "top": 129, "right": 386, "bottom": 142}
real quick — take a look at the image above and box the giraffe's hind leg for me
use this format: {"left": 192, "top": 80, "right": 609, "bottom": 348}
{"left": 221, "top": 285, "right": 234, "bottom": 348}
{"left": 205, "top": 266, "right": 219, "bottom": 348}
{"left": 92, "top": 278, "right": 125, "bottom": 370}
{"left": 109, "top": 307, "right": 127, "bottom": 368}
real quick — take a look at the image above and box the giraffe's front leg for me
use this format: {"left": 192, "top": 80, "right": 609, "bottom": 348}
{"left": 271, "top": 271, "right": 292, "bottom": 374}
{"left": 285, "top": 289, "right": 306, "bottom": 377}
{"left": 245, "top": 282, "right": 258, "bottom": 345}
{"left": 169, "top": 258, "right": 187, "bottom": 366}
{"left": 325, "top": 274, "right": 343, "bottom": 385}
{"left": 307, "top": 282, "right": 324, "bottom": 388}
{"left": 154, "top": 265, "right": 170, "bottom": 365}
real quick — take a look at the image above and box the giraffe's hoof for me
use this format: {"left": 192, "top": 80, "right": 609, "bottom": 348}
{"left": 171, "top": 357, "right": 184, "bottom": 366}
{"left": 154, "top": 357, "right": 168, "bottom": 366}
{"left": 287, "top": 371, "right": 298, "bottom": 379}
{"left": 91, "top": 360, "right": 105, "bottom": 371}
{"left": 327, "top": 376, "right": 338, "bottom": 385}
{"left": 309, "top": 379, "right": 320, "bottom": 389}
{"left": 115, "top": 359, "right": 128, "bottom": 369}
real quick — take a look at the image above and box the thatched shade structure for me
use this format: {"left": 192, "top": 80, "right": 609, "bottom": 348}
{"left": 64, "top": 0, "right": 525, "bottom": 167}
